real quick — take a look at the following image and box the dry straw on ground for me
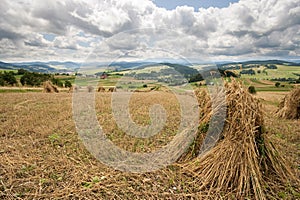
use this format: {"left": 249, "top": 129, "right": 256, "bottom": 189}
{"left": 43, "top": 81, "right": 59, "bottom": 93}
{"left": 183, "top": 79, "right": 296, "bottom": 199}
{"left": 276, "top": 87, "right": 300, "bottom": 119}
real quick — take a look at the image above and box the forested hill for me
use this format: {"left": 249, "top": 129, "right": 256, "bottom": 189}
{"left": 0, "top": 60, "right": 299, "bottom": 74}
{"left": 217, "top": 60, "right": 300, "bottom": 69}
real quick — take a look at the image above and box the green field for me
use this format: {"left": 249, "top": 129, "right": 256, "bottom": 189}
{"left": 0, "top": 88, "right": 42, "bottom": 93}
{"left": 236, "top": 65, "right": 300, "bottom": 79}
{"left": 0, "top": 69, "right": 18, "bottom": 73}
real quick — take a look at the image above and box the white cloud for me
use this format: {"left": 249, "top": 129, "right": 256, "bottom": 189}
{"left": 0, "top": 0, "right": 299, "bottom": 62}
{"left": 24, "top": 33, "right": 51, "bottom": 47}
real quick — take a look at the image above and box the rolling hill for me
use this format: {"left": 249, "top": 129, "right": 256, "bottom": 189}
{"left": 0, "top": 60, "right": 299, "bottom": 74}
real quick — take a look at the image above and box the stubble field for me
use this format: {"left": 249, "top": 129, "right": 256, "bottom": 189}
{"left": 0, "top": 87, "right": 299, "bottom": 199}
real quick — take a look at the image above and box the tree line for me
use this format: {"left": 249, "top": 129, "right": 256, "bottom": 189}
{"left": 0, "top": 69, "right": 72, "bottom": 87}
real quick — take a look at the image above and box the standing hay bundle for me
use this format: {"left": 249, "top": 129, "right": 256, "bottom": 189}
{"left": 43, "top": 81, "right": 59, "bottom": 93}
{"left": 87, "top": 85, "right": 94, "bottom": 92}
{"left": 108, "top": 87, "right": 116, "bottom": 92}
{"left": 183, "top": 79, "right": 295, "bottom": 199}
{"left": 97, "top": 86, "right": 105, "bottom": 92}
{"left": 68, "top": 85, "right": 79, "bottom": 93}
{"left": 276, "top": 88, "right": 300, "bottom": 119}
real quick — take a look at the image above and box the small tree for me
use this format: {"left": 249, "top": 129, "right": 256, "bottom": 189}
{"left": 17, "top": 69, "right": 28, "bottom": 75}
{"left": 64, "top": 80, "right": 72, "bottom": 88}
{"left": 20, "top": 72, "right": 51, "bottom": 86}
{"left": 51, "top": 78, "right": 63, "bottom": 87}
{"left": 3, "top": 71, "right": 17, "bottom": 85}
{"left": 248, "top": 86, "right": 256, "bottom": 94}
{"left": 275, "top": 82, "right": 281, "bottom": 87}
{"left": 0, "top": 73, "right": 4, "bottom": 86}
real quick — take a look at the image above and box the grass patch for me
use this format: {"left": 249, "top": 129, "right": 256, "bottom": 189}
{"left": 0, "top": 89, "right": 42, "bottom": 93}
{"left": 0, "top": 69, "right": 18, "bottom": 73}
{"left": 256, "top": 87, "right": 293, "bottom": 92}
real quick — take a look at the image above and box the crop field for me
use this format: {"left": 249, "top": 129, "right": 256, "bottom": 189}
{"left": 0, "top": 81, "right": 299, "bottom": 199}
{"left": 0, "top": 69, "right": 18, "bottom": 73}
{"left": 239, "top": 78, "right": 295, "bottom": 92}
{"left": 237, "top": 65, "right": 300, "bottom": 80}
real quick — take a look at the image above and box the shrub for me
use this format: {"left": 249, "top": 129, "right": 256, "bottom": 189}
{"left": 0, "top": 76, "right": 4, "bottom": 86}
{"left": 248, "top": 86, "right": 256, "bottom": 94}
{"left": 20, "top": 72, "right": 51, "bottom": 86}
{"left": 240, "top": 69, "right": 256, "bottom": 75}
{"left": 17, "top": 69, "right": 28, "bottom": 75}
{"left": 64, "top": 80, "right": 72, "bottom": 88}
{"left": 275, "top": 82, "right": 281, "bottom": 87}
{"left": 2, "top": 71, "right": 17, "bottom": 86}
{"left": 51, "top": 78, "right": 63, "bottom": 87}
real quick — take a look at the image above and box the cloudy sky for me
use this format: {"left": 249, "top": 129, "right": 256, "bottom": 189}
{"left": 0, "top": 0, "right": 299, "bottom": 62}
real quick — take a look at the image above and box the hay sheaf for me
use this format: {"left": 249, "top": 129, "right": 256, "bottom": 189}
{"left": 68, "top": 85, "right": 79, "bottom": 93}
{"left": 184, "top": 79, "right": 295, "bottom": 199}
{"left": 276, "top": 88, "right": 300, "bottom": 119}
{"left": 97, "top": 86, "right": 105, "bottom": 92}
{"left": 43, "top": 81, "right": 59, "bottom": 93}
{"left": 108, "top": 87, "right": 116, "bottom": 92}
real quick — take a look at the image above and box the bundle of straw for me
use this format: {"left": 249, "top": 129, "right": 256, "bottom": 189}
{"left": 276, "top": 88, "right": 300, "bottom": 119}
{"left": 184, "top": 79, "right": 295, "bottom": 199}
{"left": 43, "top": 81, "right": 59, "bottom": 93}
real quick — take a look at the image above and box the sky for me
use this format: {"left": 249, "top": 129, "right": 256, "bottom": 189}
{"left": 153, "top": 0, "right": 240, "bottom": 10}
{"left": 0, "top": 0, "right": 299, "bottom": 62}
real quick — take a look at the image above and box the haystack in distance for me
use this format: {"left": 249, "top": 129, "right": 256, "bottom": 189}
{"left": 276, "top": 88, "right": 300, "bottom": 119}
{"left": 43, "top": 81, "right": 59, "bottom": 93}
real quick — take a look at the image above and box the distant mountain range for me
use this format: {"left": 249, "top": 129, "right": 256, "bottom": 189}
{"left": 0, "top": 61, "right": 81, "bottom": 73}
{"left": 216, "top": 60, "right": 300, "bottom": 68}
{"left": 0, "top": 60, "right": 299, "bottom": 74}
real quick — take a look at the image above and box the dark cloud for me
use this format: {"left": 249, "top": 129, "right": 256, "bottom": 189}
{"left": 0, "top": 28, "right": 23, "bottom": 41}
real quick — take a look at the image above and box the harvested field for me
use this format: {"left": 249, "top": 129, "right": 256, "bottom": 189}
{"left": 0, "top": 83, "right": 299, "bottom": 199}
